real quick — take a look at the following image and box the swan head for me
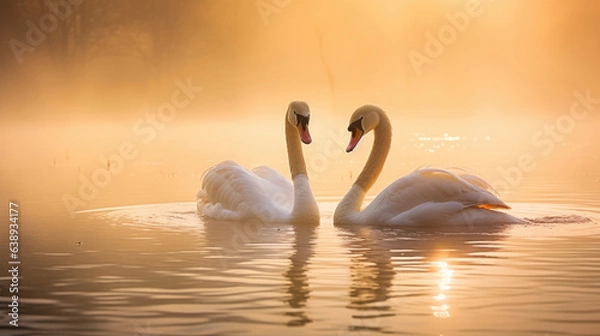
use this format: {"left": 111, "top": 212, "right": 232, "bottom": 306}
{"left": 345, "top": 105, "right": 382, "bottom": 152}
{"left": 287, "top": 101, "right": 312, "bottom": 144}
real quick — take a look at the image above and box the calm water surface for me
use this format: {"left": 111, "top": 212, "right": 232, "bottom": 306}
{"left": 2, "top": 192, "right": 600, "bottom": 336}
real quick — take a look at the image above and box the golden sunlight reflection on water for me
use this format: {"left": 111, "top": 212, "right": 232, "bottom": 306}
{"left": 431, "top": 260, "right": 453, "bottom": 318}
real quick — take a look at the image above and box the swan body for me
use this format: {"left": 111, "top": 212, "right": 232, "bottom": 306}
{"left": 334, "top": 105, "right": 525, "bottom": 227}
{"left": 197, "top": 102, "right": 319, "bottom": 224}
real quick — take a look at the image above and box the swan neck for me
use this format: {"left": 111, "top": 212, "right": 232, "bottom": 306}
{"left": 286, "top": 119, "right": 307, "bottom": 178}
{"left": 334, "top": 110, "right": 391, "bottom": 225}
{"left": 290, "top": 174, "right": 319, "bottom": 224}
{"left": 286, "top": 116, "right": 318, "bottom": 224}
{"left": 355, "top": 112, "right": 392, "bottom": 192}
{"left": 333, "top": 184, "right": 366, "bottom": 224}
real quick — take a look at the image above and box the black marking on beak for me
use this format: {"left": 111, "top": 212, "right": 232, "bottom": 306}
{"left": 294, "top": 112, "right": 310, "bottom": 131}
{"left": 347, "top": 116, "right": 364, "bottom": 137}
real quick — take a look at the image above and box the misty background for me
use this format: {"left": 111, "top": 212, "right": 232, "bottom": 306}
{"left": 1, "top": 0, "right": 599, "bottom": 216}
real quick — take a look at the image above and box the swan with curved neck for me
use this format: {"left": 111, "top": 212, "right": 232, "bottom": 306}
{"left": 334, "top": 105, "right": 524, "bottom": 226}
{"left": 198, "top": 101, "right": 319, "bottom": 224}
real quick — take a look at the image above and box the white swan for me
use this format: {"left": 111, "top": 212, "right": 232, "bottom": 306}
{"left": 334, "top": 105, "right": 525, "bottom": 226}
{"left": 197, "top": 101, "right": 319, "bottom": 224}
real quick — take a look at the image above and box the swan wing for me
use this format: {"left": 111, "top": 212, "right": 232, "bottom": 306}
{"left": 252, "top": 165, "right": 294, "bottom": 209}
{"left": 363, "top": 168, "right": 510, "bottom": 225}
{"left": 197, "top": 161, "right": 293, "bottom": 221}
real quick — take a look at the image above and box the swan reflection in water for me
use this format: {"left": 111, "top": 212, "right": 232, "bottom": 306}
{"left": 202, "top": 218, "right": 317, "bottom": 327}
{"left": 201, "top": 212, "right": 510, "bottom": 332}
{"left": 284, "top": 225, "right": 317, "bottom": 326}
{"left": 338, "top": 223, "right": 508, "bottom": 333}
{"left": 340, "top": 226, "right": 396, "bottom": 334}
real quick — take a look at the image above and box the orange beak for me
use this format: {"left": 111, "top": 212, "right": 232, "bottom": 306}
{"left": 298, "top": 124, "right": 312, "bottom": 144}
{"left": 346, "top": 129, "right": 363, "bottom": 152}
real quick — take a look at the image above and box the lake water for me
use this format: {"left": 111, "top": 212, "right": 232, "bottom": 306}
{"left": 2, "top": 188, "right": 600, "bottom": 336}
